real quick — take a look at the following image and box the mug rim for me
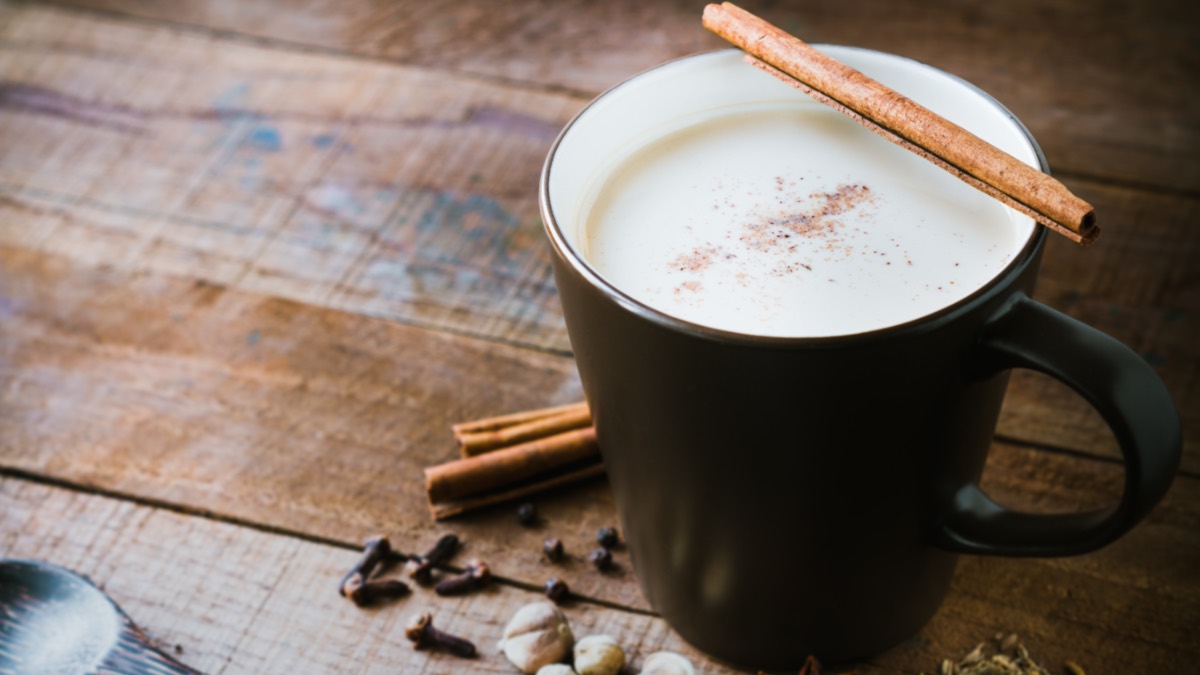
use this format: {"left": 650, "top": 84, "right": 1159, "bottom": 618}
{"left": 540, "top": 47, "right": 1050, "bottom": 347}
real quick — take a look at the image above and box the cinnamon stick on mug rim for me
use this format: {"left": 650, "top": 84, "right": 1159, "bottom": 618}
{"left": 702, "top": 2, "right": 1098, "bottom": 245}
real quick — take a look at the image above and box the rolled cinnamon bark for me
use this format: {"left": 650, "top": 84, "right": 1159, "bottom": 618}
{"left": 703, "top": 2, "right": 1098, "bottom": 245}
{"left": 451, "top": 401, "right": 588, "bottom": 438}
{"left": 425, "top": 427, "right": 600, "bottom": 504}
{"left": 458, "top": 406, "right": 593, "bottom": 457}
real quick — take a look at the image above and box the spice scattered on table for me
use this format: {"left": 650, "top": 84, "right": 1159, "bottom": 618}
{"left": 405, "top": 533, "right": 460, "bottom": 585}
{"left": 543, "top": 537, "right": 565, "bottom": 563}
{"left": 499, "top": 601, "right": 575, "bottom": 673}
{"left": 517, "top": 502, "right": 539, "bottom": 525}
{"left": 596, "top": 526, "right": 620, "bottom": 548}
{"left": 544, "top": 577, "right": 569, "bottom": 604}
{"left": 337, "top": 535, "right": 410, "bottom": 607}
{"left": 932, "top": 634, "right": 1057, "bottom": 675}
{"left": 428, "top": 403, "right": 602, "bottom": 520}
{"left": 588, "top": 547, "right": 613, "bottom": 571}
{"left": 574, "top": 634, "right": 625, "bottom": 675}
{"left": 405, "top": 612, "right": 477, "bottom": 657}
{"left": 341, "top": 576, "right": 410, "bottom": 606}
{"left": 434, "top": 559, "right": 492, "bottom": 596}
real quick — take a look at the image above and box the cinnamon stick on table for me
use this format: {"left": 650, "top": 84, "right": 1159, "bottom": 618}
{"left": 702, "top": 2, "right": 1098, "bottom": 245}
{"left": 457, "top": 405, "right": 592, "bottom": 457}
{"left": 425, "top": 404, "right": 599, "bottom": 520}
{"left": 451, "top": 401, "right": 588, "bottom": 439}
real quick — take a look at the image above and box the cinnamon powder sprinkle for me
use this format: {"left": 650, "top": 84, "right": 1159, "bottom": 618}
{"left": 669, "top": 244, "right": 723, "bottom": 273}
{"left": 669, "top": 181, "right": 877, "bottom": 282}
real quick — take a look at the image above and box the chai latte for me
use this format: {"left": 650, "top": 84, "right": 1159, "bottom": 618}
{"left": 581, "top": 106, "right": 1035, "bottom": 337}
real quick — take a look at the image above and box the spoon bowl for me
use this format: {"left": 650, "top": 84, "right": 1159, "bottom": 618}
{"left": 0, "top": 559, "right": 199, "bottom": 674}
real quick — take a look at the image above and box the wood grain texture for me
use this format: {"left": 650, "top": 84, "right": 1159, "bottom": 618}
{"left": 0, "top": 4, "right": 1195, "bottom": 466}
{"left": 3, "top": 243, "right": 1196, "bottom": 626}
{"left": 54, "top": 0, "right": 1200, "bottom": 193}
{"left": 0, "top": 2, "right": 582, "bottom": 352}
{"left": 2, "top": 451, "right": 1197, "bottom": 674}
{"left": 997, "top": 177, "right": 1200, "bottom": 467}
{"left": 0, "top": 1, "right": 1197, "bottom": 672}
{"left": 0, "top": 245, "right": 650, "bottom": 608}
{"left": 0, "top": 478, "right": 721, "bottom": 674}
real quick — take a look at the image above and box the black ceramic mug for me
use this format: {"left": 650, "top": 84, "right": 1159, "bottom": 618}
{"left": 539, "top": 49, "right": 1180, "bottom": 668}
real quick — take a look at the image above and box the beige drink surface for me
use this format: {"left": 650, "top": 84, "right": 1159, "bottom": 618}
{"left": 583, "top": 106, "right": 1031, "bottom": 337}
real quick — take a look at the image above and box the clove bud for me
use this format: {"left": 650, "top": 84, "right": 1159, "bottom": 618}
{"left": 544, "top": 577, "right": 569, "bottom": 604}
{"left": 595, "top": 526, "right": 619, "bottom": 549}
{"left": 543, "top": 537, "right": 564, "bottom": 563}
{"left": 405, "top": 533, "right": 460, "bottom": 585}
{"left": 405, "top": 612, "right": 477, "bottom": 658}
{"left": 339, "top": 535, "right": 402, "bottom": 598}
{"left": 587, "top": 547, "right": 612, "bottom": 571}
{"left": 434, "top": 559, "right": 491, "bottom": 596}
{"left": 341, "top": 576, "right": 410, "bottom": 607}
{"left": 517, "top": 502, "right": 538, "bottom": 525}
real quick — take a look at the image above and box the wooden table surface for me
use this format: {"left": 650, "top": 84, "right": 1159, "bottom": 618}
{"left": 1, "top": 1, "right": 1196, "bottom": 673}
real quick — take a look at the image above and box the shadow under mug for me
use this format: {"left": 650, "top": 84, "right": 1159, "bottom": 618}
{"left": 540, "top": 48, "right": 1181, "bottom": 669}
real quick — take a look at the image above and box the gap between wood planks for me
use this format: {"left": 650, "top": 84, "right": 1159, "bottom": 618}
{"left": 6, "top": 417, "right": 1195, "bottom": 568}
{"left": 0, "top": 463, "right": 659, "bottom": 617}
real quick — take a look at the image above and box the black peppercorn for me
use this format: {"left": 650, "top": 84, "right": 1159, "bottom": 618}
{"left": 596, "top": 526, "right": 619, "bottom": 548}
{"left": 544, "top": 577, "right": 569, "bottom": 603}
{"left": 588, "top": 547, "right": 612, "bottom": 571}
{"left": 543, "top": 537, "right": 564, "bottom": 563}
{"left": 516, "top": 502, "right": 537, "bottom": 526}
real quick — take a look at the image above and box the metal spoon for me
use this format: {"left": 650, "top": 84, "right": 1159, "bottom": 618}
{"left": 0, "top": 559, "right": 200, "bottom": 674}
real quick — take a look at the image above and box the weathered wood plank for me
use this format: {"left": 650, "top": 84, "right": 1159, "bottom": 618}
{"left": 0, "top": 2, "right": 582, "bottom": 351}
{"left": 0, "top": 477, "right": 725, "bottom": 674}
{"left": 3, "top": 244, "right": 1198, "bottom": 669}
{"left": 2, "top": 444, "right": 1197, "bottom": 674}
{"left": 997, "top": 177, "right": 1200, "bottom": 464}
{"left": 55, "top": 0, "right": 1200, "bottom": 193}
{"left": 0, "top": 245, "right": 659, "bottom": 609}
{"left": 1, "top": 3, "right": 1196, "bottom": 464}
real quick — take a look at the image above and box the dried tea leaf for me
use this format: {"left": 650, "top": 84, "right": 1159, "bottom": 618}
{"left": 940, "top": 634, "right": 1056, "bottom": 675}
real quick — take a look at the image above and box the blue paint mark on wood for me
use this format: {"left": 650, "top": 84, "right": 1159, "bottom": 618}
{"left": 246, "top": 329, "right": 261, "bottom": 347}
{"left": 312, "top": 133, "right": 337, "bottom": 149}
{"left": 247, "top": 126, "right": 282, "bottom": 152}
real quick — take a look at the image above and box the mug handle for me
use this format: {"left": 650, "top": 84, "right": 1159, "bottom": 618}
{"left": 933, "top": 294, "right": 1181, "bottom": 556}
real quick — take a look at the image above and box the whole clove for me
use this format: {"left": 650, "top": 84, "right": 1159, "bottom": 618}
{"left": 405, "top": 612, "right": 477, "bottom": 658}
{"left": 588, "top": 547, "right": 612, "bottom": 571}
{"left": 543, "top": 537, "right": 564, "bottom": 563}
{"left": 544, "top": 577, "right": 569, "bottom": 604}
{"left": 596, "top": 526, "right": 619, "bottom": 549}
{"left": 339, "top": 535, "right": 402, "bottom": 598}
{"left": 342, "top": 576, "right": 411, "bottom": 607}
{"left": 434, "top": 559, "right": 492, "bottom": 596}
{"left": 516, "top": 502, "right": 538, "bottom": 526}
{"left": 406, "top": 533, "right": 460, "bottom": 585}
